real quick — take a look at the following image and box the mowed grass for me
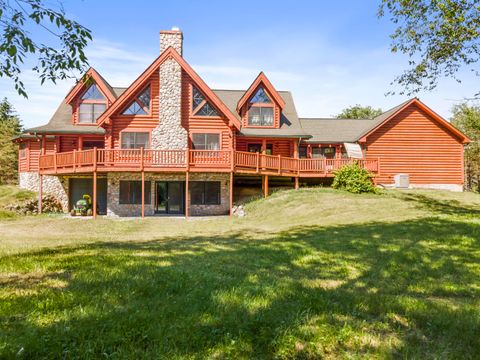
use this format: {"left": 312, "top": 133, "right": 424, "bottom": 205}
{"left": 1, "top": 187, "right": 480, "bottom": 359}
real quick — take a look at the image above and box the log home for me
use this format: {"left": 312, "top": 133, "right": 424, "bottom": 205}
{"left": 15, "top": 28, "right": 470, "bottom": 217}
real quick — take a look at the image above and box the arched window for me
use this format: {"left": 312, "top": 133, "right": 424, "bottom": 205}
{"left": 247, "top": 87, "right": 274, "bottom": 126}
{"left": 78, "top": 84, "right": 107, "bottom": 123}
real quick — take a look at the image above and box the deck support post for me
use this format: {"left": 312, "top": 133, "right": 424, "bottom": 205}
{"left": 295, "top": 177, "right": 299, "bottom": 190}
{"left": 141, "top": 147, "right": 145, "bottom": 219}
{"left": 264, "top": 175, "right": 269, "bottom": 198}
{"left": 185, "top": 171, "right": 189, "bottom": 220}
{"left": 229, "top": 172, "right": 233, "bottom": 218}
{"left": 141, "top": 171, "right": 145, "bottom": 219}
{"left": 38, "top": 174, "right": 43, "bottom": 214}
{"left": 93, "top": 171, "right": 97, "bottom": 219}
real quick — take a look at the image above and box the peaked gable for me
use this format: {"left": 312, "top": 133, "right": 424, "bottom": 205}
{"left": 236, "top": 72, "right": 286, "bottom": 112}
{"left": 65, "top": 68, "right": 116, "bottom": 105}
{"left": 358, "top": 98, "right": 470, "bottom": 144}
{"left": 97, "top": 47, "right": 241, "bottom": 129}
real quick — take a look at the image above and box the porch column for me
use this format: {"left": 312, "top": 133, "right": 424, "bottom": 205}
{"left": 92, "top": 171, "right": 97, "bottom": 219}
{"left": 38, "top": 174, "right": 43, "bottom": 214}
{"left": 229, "top": 172, "right": 233, "bottom": 217}
{"left": 262, "top": 139, "right": 267, "bottom": 154}
{"left": 264, "top": 175, "right": 269, "bottom": 198}
{"left": 185, "top": 171, "right": 189, "bottom": 220}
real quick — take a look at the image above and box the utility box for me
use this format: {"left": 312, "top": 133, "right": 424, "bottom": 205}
{"left": 394, "top": 174, "right": 410, "bottom": 189}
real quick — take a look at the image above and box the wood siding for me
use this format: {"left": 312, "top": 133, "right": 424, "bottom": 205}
{"left": 105, "top": 72, "right": 160, "bottom": 149}
{"left": 19, "top": 139, "right": 55, "bottom": 172}
{"left": 366, "top": 103, "right": 464, "bottom": 185}
{"left": 182, "top": 71, "right": 233, "bottom": 150}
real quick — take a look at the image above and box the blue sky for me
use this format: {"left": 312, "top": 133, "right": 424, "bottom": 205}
{"left": 1, "top": 0, "right": 478, "bottom": 128}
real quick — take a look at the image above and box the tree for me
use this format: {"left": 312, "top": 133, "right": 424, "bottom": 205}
{"left": 0, "top": 0, "right": 92, "bottom": 97}
{"left": 379, "top": 0, "right": 480, "bottom": 96}
{"left": 0, "top": 98, "right": 22, "bottom": 184}
{"left": 336, "top": 105, "right": 383, "bottom": 119}
{"left": 451, "top": 103, "right": 480, "bottom": 191}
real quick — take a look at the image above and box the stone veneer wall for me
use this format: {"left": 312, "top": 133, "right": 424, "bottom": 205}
{"left": 106, "top": 172, "right": 230, "bottom": 217}
{"left": 151, "top": 57, "right": 188, "bottom": 150}
{"left": 18, "top": 171, "right": 69, "bottom": 211}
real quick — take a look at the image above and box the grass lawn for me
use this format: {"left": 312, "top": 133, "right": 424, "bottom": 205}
{"left": 1, "top": 186, "right": 480, "bottom": 359}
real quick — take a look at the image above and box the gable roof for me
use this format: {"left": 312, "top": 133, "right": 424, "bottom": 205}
{"left": 236, "top": 72, "right": 286, "bottom": 112}
{"left": 299, "top": 98, "right": 470, "bottom": 144}
{"left": 23, "top": 87, "right": 126, "bottom": 135}
{"left": 64, "top": 68, "right": 117, "bottom": 104}
{"left": 97, "top": 47, "right": 241, "bottom": 129}
{"left": 215, "top": 89, "right": 309, "bottom": 138}
{"left": 357, "top": 98, "right": 470, "bottom": 144}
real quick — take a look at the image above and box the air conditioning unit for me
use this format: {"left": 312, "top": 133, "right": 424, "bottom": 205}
{"left": 394, "top": 174, "right": 410, "bottom": 189}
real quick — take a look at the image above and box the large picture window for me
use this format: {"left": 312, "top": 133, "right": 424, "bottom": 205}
{"left": 247, "top": 87, "right": 274, "bottom": 127}
{"left": 191, "top": 133, "right": 220, "bottom": 150}
{"left": 190, "top": 181, "right": 221, "bottom": 205}
{"left": 78, "top": 84, "right": 106, "bottom": 123}
{"left": 121, "top": 132, "right": 150, "bottom": 149}
{"left": 119, "top": 181, "right": 151, "bottom": 204}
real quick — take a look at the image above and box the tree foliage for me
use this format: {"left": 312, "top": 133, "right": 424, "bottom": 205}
{"left": 0, "top": 0, "right": 92, "bottom": 97}
{"left": 336, "top": 104, "right": 383, "bottom": 119}
{"left": 0, "top": 98, "right": 22, "bottom": 184}
{"left": 451, "top": 102, "right": 480, "bottom": 191}
{"left": 379, "top": 0, "right": 480, "bottom": 96}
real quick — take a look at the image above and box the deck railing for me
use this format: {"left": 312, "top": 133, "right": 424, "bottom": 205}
{"left": 39, "top": 148, "right": 379, "bottom": 177}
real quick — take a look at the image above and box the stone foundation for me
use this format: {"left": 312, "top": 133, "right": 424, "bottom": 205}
{"left": 106, "top": 172, "right": 230, "bottom": 217}
{"left": 18, "top": 171, "right": 69, "bottom": 211}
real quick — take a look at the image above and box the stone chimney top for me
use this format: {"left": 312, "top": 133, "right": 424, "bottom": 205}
{"left": 160, "top": 27, "right": 183, "bottom": 56}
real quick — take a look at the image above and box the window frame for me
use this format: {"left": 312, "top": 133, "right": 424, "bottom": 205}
{"left": 189, "top": 181, "right": 221, "bottom": 206}
{"left": 120, "top": 84, "right": 152, "bottom": 117}
{"left": 120, "top": 130, "right": 151, "bottom": 149}
{"left": 191, "top": 132, "right": 221, "bottom": 150}
{"left": 76, "top": 84, "right": 107, "bottom": 125}
{"left": 190, "top": 85, "right": 221, "bottom": 118}
{"left": 246, "top": 87, "right": 276, "bottom": 128}
{"left": 119, "top": 180, "right": 151, "bottom": 205}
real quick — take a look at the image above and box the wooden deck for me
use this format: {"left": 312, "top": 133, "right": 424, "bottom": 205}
{"left": 38, "top": 149, "right": 380, "bottom": 177}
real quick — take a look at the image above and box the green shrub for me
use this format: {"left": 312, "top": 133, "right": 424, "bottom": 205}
{"left": 332, "top": 163, "right": 378, "bottom": 194}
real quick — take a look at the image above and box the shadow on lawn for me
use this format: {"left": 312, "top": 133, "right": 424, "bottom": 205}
{"left": 1, "top": 217, "right": 480, "bottom": 359}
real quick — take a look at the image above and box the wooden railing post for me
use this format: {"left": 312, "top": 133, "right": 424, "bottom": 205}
{"left": 54, "top": 152, "right": 57, "bottom": 172}
{"left": 140, "top": 147, "right": 144, "bottom": 171}
{"left": 256, "top": 152, "right": 260, "bottom": 173}
{"left": 186, "top": 149, "right": 190, "bottom": 171}
{"left": 278, "top": 155, "right": 281, "bottom": 174}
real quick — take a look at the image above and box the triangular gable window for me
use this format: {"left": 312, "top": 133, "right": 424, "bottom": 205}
{"left": 250, "top": 87, "right": 271, "bottom": 104}
{"left": 122, "top": 85, "right": 150, "bottom": 115}
{"left": 81, "top": 84, "right": 105, "bottom": 100}
{"left": 192, "top": 86, "right": 219, "bottom": 117}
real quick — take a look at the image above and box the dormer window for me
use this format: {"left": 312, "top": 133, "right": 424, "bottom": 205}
{"left": 248, "top": 87, "right": 274, "bottom": 127}
{"left": 192, "top": 86, "right": 219, "bottom": 117}
{"left": 122, "top": 85, "right": 151, "bottom": 115}
{"left": 78, "top": 84, "right": 107, "bottom": 123}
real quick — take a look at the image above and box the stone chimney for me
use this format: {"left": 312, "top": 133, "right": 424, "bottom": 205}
{"left": 160, "top": 27, "right": 183, "bottom": 56}
{"left": 152, "top": 27, "right": 187, "bottom": 150}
